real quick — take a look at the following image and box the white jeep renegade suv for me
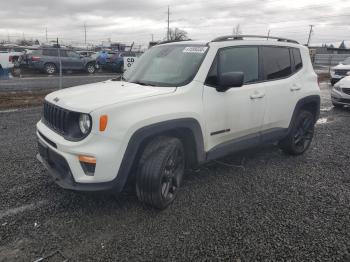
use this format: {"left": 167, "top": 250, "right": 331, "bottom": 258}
{"left": 37, "top": 35, "right": 320, "bottom": 209}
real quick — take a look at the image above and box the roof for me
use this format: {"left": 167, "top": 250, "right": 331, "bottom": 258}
{"left": 156, "top": 35, "right": 302, "bottom": 48}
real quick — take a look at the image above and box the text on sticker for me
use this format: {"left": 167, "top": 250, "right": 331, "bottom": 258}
{"left": 183, "top": 47, "right": 208, "bottom": 53}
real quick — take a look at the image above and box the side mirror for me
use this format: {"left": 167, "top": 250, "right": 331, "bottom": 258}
{"left": 217, "top": 72, "right": 244, "bottom": 92}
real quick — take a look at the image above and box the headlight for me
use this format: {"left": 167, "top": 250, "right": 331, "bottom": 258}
{"left": 334, "top": 85, "right": 342, "bottom": 92}
{"left": 79, "top": 114, "right": 91, "bottom": 135}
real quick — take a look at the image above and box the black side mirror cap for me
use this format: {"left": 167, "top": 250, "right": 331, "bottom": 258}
{"left": 217, "top": 72, "right": 244, "bottom": 92}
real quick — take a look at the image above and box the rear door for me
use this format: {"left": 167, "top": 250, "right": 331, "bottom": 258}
{"left": 259, "top": 46, "right": 302, "bottom": 138}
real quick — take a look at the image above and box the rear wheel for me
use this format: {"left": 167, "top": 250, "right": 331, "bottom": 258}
{"left": 44, "top": 63, "right": 57, "bottom": 75}
{"left": 86, "top": 63, "right": 96, "bottom": 74}
{"left": 136, "top": 137, "right": 185, "bottom": 209}
{"left": 279, "top": 110, "right": 315, "bottom": 155}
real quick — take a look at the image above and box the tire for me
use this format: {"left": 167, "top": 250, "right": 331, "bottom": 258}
{"left": 86, "top": 63, "right": 96, "bottom": 74}
{"left": 136, "top": 136, "right": 185, "bottom": 209}
{"left": 279, "top": 110, "right": 315, "bottom": 155}
{"left": 44, "top": 63, "right": 57, "bottom": 75}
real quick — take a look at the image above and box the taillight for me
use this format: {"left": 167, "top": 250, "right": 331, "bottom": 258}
{"left": 8, "top": 56, "right": 13, "bottom": 62}
{"left": 31, "top": 56, "right": 41, "bottom": 61}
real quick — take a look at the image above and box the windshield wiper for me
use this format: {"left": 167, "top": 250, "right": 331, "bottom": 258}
{"left": 131, "top": 81, "right": 156, "bottom": 86}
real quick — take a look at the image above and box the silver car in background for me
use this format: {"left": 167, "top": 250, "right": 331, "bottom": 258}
{"left": 331, "top": 76, "right": 350, "bottom": 108}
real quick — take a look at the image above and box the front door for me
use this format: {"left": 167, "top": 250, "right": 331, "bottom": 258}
{"left": 203, "top": 46, "right": 266, "bottom": 153}
{"left": 63, "top": 50, "right": 84, "bottom": 70}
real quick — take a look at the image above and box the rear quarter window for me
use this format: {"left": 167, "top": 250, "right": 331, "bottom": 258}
{"left": 292, "top": 48, "right": 303, "bottom": 71}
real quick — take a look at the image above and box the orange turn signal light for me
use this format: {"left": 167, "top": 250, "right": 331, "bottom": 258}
{"left": 99, "top": 115, "right": 108, "bottom": 132}
{"left": 78, "top": 155, "right": 96, "bottom": 164}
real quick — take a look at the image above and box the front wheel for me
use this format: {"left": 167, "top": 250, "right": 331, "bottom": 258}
{"left": 136, "top": 137, "right": 185, "bottom": 209}
{"left": 279, "top": 110, "right": 315, "bottom": 155}
{"left": 44, "top": 63, "right": 57, "bottom": 75}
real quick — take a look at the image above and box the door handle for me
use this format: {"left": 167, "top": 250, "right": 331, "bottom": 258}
{"left": 290, "top": 84, "right": 301, "bottom": 91}
{"left": 250, "top": 93, "right": 265, "bottom": 99}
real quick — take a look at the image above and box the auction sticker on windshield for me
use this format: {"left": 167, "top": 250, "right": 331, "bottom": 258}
{"left": 123, "top": 57, "right": 138, "bottom": 70}
{"left": 183, "top": 47, "right": 208, "bottom": 53}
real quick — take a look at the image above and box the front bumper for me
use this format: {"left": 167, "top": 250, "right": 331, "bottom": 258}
{"left": 36, "top": 120, "right": 127, "bottom": 192}
{"left": 331, "top": 89, "right": 350, "bottom": 105}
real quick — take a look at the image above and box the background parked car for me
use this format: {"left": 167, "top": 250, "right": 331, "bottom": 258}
{"left": 96, "top": 51, "right": 139, "bottom": 72}
{"left": 76, "top": 50, "right": 98, "bottom": 58}
{"left": 330, "top": 57, "right": 350, "bottom": 85}
{"left": 22, "top": 48, "right": 97, "bottom": 74}
{"left": 0, "top": 47, "right": 25, "bottom": 77}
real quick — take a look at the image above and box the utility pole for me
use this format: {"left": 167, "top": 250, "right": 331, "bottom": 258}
{"left": 7, "top": 32, "right": 10, "bottom": 43}
{"left": 84, "top": 23, "right": 87, "bottom": 45}
{"left": 267, "top": 29, "right": 271, "bottom": 40}
{"left": 167, "top": 6, "right": 170, "bottom": 41}
{"left": 57, "top": 38, "right": 62, "bottom": 89}
{"left": 307, "top": 25, "right": 314, "bottom": 46}
{"left": 151, "top": 34, "right": 154, "bottom": 42}
{"left": 45, "top": 27, "right": 48, "bottom": 42}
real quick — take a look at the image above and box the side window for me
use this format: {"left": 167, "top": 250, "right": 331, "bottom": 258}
{"left": 292, "top": 48, "right": 303, "bottom": 71}
{"left": 220, "top": 47, "right": 259, "bottom": 84}
{"left": 60, "top": 50, "right": 68, "bottom": 57}
{"left": 205, "top": 46, "right": 259, "bottom": 87}
{"left": 262, "top": 47, "right": 292, "bottom": 80}
{"left": 67, "top": 51, "right": 80, "bottom": 58}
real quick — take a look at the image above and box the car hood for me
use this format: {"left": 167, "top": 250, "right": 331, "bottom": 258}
{"left": 45, "top": 80, "right": 176, "bottom": 112}
{"left": 337, "top": 76, "right": 350, "bottom": 87}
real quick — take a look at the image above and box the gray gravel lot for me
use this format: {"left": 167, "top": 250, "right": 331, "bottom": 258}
{"left": 0, "top": 74, "right": 116, "bottom": 92}
{"left": 0, "top": 82, "right": 349, "bottom": 261}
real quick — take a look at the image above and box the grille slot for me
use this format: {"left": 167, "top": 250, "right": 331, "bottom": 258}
{"left": 343, "top": 88, "right": 350, "bottom": 95}
{"left": 43, "top": 101, "right": 70, "bottom": 135}
{"left": 335, "top": 69, "right": 350, "bottom": 76}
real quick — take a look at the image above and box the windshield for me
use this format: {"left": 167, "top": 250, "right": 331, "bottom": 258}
{"left": 124, "top": 44, "right": 208, "bottom": 87}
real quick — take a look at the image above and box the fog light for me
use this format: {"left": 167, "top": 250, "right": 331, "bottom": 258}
{"left": 79, "top": 155, "right": 96, "bottom": 176}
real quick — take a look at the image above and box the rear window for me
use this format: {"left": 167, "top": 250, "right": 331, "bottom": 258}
{"left": 261, "top": 46, "right": 292, "bottom": 80}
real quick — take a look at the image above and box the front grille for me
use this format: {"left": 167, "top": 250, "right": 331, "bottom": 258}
{"left": 342, "top": 88, "right": 350, "bottom": 95}
{"left": 335, "top": 69, "right": 350, "bottom": 76}
{"left": 43, "top": 101, "right": 70, "bottom": 135}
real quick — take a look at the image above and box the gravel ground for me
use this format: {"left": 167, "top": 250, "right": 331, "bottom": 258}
{"left": 0, "top": 74, "right": 117, "bottom": 109}
{"left": 0, "top": 74, "right": 116, "bottom": 92}
{"left": 0, "top": 82, "right": 349, "bottom": 261}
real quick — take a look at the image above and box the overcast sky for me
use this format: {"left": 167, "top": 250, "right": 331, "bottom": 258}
{"left": 1, "top": 0, "right": 350, "bottom": 46}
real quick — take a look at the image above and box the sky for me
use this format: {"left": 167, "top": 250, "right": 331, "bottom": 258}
{"left": 1, "top": 0, "right": 350, "bottom": 47}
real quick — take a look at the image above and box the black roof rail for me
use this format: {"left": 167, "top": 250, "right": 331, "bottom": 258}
{"left": 211, "top": 35, "right": 299, "bottom": 44}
